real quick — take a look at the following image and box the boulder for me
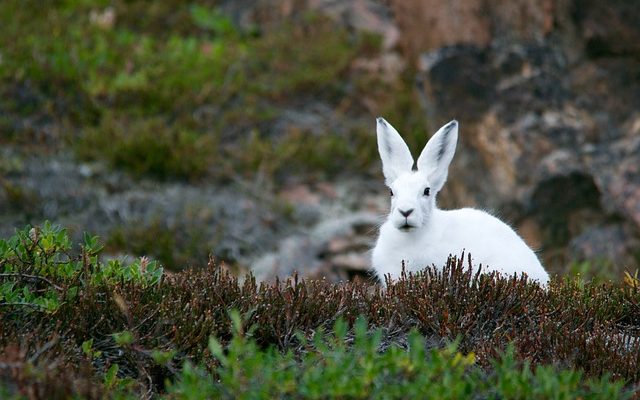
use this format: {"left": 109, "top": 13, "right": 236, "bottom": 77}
{"left": 569, "top": 225, "right": 640, "bottom": 273}
{"left": 416, "top": 39, "right": 640, "bottom": 272}
{"left": 251, "top": 212, "right": 379, "bottom": 282}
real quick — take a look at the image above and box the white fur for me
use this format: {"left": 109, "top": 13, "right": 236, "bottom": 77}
{"left": 371, "top": 117, "right": 549, "bottom": 284}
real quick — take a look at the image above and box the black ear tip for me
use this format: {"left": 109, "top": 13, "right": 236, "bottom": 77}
{"left": 441, "top": 120, "right": 459, "bottom": 137}
{"left": 376, "top": 117, "right": 386, "bottom": 125}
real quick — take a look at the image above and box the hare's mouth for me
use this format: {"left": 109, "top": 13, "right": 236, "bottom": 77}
{"left": 398, "top": 223, "right": 416, "bottom": 232}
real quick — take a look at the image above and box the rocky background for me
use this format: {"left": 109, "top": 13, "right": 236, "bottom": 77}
{"left": 1, "top": 0, "right": 639, "bottom": 282}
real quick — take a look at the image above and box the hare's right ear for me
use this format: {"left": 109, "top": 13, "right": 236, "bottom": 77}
{"left": 376, "top": 117, "right": 413, "bottom": 186}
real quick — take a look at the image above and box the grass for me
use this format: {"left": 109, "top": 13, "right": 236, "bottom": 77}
{"left": 1, "top": 223, "right": 639, "bottom": 398}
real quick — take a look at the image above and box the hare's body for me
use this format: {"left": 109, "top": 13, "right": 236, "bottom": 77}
{"left": 371, "top": 117, "right": 549, "bottom": 284}
{"left": 372, "top": 208, "right": 548, "bottom": 282}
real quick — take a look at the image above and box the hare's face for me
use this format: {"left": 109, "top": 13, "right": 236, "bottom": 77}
{"left": 388, "top": 171, "right": 435, "bottom": 231}
{"left": 376, "top": 117, "right": 458, "bottom": 231}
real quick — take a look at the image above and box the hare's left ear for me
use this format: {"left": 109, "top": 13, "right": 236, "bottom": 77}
{"left": 416, "top": 120, "right": 458, "bottom": 193}
{"left": 376, "top": 117, "right": 414, "bottom": 186}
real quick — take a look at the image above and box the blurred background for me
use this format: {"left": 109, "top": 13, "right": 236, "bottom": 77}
{"left": 1, "top": 0, "right": 639, "bottom": 282}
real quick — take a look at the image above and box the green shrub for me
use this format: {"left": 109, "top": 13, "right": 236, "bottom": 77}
{"left": 0, "top": 222, "right": 163, "bottom": 313}
{"left": 166, "top": 315, "right": 628, "bottom": 399}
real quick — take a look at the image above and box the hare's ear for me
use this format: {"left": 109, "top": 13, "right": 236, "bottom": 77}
{"left": 376, "top": 117, "right": 414, "bottom": 186}
{"left": 416, "top": 120, "right": 458, "bottom": 193}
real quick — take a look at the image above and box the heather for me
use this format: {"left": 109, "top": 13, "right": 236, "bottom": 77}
{"left": 1, "top": 224, "right": 638, "bottom": 398}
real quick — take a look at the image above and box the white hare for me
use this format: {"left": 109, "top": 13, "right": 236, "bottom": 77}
{"left": 371, "top": 117, "right": 549, "bottom": 284}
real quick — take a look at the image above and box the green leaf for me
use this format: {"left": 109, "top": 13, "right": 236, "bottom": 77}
{"left": 151, "top": 349, "right": 176, "bottom": 365}
{"left": 81, "top": 339, "right": 93, "bottom": 356}
{"left": 208, "top": 336, "right": 227, "bottom": 365}
{"left": 190, "top": 5, "right": 236, "bottom": 36}
{"left": 229, "top": 309, "right": 243, "bottom": 335}
{"left": 83, "top": 232, "right": 104, "bottom": 254}
{"left": 104, "top": 363, "right": 119, "bottom": 387}
{"left": 113, "top": 330, "right": 134, "bottom": 346}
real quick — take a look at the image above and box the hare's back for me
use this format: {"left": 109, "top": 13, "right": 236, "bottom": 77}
{"left": 439, "top": 208, "right": 547, "bottom": 282}
{"left": 441, "top": 208, "right": 523, "bottom": 243}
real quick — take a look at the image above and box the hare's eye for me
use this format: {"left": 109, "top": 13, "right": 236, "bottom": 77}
{"left": 423, "top": 187, "right": 430, "bottom": 196}
{"left": 389, "top": 189, "right": 394, "bottom": 197}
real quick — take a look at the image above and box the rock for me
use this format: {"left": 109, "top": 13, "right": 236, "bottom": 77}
{"left": 392, "top": 0, "right": 561, "bottom": 61}
{"left": 415, "top": 30, "right": 640, "bottom": 273}
{"left": 516, "top": 217, "right": 543, "bottom": 252}
{"left": 569, "top": 225, "right": 640, "bottom": 271}
{"left": 393, "top": 0, "right": 491, "bottom": 60}
{"left": 0, "top": 149, "right": 291, "bottom": 269}
{"left": 278, "top": 184, "right": 321, "bottom": 206}
{"left": 574, "top": 0, "right": 640, "bottom": 58}
{"left": 592, "top": 129, "right": 640, "bottom": 229}
{"left": 272, "top": 102, "right": 337, "bottom": 138}
{"left": 418, "top": 45, "right": 497, "bottom": 123}
{"left": 252, "top": 236, "right": 323, "bottom": 282}
{"left": 251, "top": 212, "right": 379, "bottom": 282}
{"left": 309, "top": 0, "right": 401, "bottom": 51}
{"left": 351, "top": 53, "right": 406, "bottom": 83}
{"left": 327, "top": 236, "right": 370, "bottom": 253}
{"left": 329, "top": 252, "right": 370, "bottom": 272}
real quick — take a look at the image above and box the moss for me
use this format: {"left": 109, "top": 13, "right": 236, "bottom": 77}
{"left": 230, "top": 125, "right": 379, "bottom": 181}
{"left": 107, "top": 221, "right": 198, "bottom": 270}
{"left": 0, "top": 178, "right": 39, "bottom": 216}
{"left": 0, "top": 0, "right": 426, "bottom": 180}
{"left": 246, "top": 14, "right": 357, "bottom": 99}
{"left": 106, "top": 221, "right": 176, "bottom": 268}
{"left": 0, "top": 3, "right": 359, "bottom": 110}
{"left": 76, "top": 113, "right": 216, "bottom": 180}
{"left": 105, "top": 219, "right": 216, "bottom": 270}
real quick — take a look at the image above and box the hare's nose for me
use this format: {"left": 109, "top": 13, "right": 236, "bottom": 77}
{"left": 399, "top": 208, "right": 414, "bottom": 217}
